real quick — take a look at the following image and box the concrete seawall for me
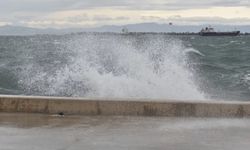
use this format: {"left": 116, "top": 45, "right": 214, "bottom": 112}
{"left": 0, "top": 95, "right": 250, "bottom": 117}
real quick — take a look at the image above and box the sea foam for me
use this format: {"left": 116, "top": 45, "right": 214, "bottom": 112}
{"left": 19, "top": 33, "right": 205, "bottom": 100}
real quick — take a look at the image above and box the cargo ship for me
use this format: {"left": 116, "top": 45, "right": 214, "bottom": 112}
{"left": 199, "top": 27, "right": 240, "bottom": 36}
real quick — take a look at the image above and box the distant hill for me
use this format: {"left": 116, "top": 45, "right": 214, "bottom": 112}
{"left": 0, "top": 25, "right": 39, "bottom": 35}
{"left": 0, "top": 25, "right": 85, "bottom": 35}
{"left": 91, "top": 23, "right": 250, "bottom": 33}
{"left": 0, "top": 25, "right": 59, "bottom": 35}
{"left": 0, "top": 23, "right": 249, "bottom": 35}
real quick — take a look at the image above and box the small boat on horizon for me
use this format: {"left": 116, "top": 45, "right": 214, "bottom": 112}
{"left": 199, "top": 27, "right": 240, "bottom": 36}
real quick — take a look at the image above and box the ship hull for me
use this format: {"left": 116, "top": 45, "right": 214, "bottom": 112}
{"left": 199, "top": 31, "right": 240, "bottom": 36}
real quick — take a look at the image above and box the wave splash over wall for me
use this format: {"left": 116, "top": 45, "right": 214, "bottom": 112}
{"left": 19, "top": 34, "right": 205, "bottom": 100}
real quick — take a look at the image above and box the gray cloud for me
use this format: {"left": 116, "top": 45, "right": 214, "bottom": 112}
{"left": 0, "top": 0, "right": 250, "bottom": 27}
{"left": 92, "top": 16, "right": 129, "bottom": 21}
{"left": 66, "top": 14, "right": 129, "bottom": 23}
{"left": 163, "top": 0, "right": 250, "bottom": 10}
{"left": 0, "top": 0, "right": 249, "bottom": 13}
{"left": 67, "top": 14, "right": 89, "bottom": 23}
{"left": 63, "top": 0, "right": 250, "bottom": 10}
{"left": 141, "top": 15, "right": 250, "bottom": 25}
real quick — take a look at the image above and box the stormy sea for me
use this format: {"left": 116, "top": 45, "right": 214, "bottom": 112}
{"left": 0, "top": 33, "right": 249, "bottom": 101}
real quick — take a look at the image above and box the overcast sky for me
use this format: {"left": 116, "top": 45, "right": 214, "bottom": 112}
{"left": 0, "top": 0, "right": 250, "bottom": 28}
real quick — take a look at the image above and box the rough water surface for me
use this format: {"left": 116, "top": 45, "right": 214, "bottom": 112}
{"left": 0, "top": 33, "right": 249, "bottom": 101}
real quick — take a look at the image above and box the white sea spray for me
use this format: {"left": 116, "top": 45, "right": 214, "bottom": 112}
{"left": 18, "top": 33, "right": 205, "bottom": 100}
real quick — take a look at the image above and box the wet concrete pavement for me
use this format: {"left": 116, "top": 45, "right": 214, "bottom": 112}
{"left": 1, "top": 113, "right": 250, "bottom": 150}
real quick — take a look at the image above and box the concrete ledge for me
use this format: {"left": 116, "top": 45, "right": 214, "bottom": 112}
{"left": 0, "top": 95, "right": 250, "bottom": 117}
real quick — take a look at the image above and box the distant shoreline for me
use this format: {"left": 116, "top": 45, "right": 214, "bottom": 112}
{"left": 0, "top": 31, "right": 249, "bottom": 36}
{"left": 119, "top": 32, "right": 250, "bottom": 36}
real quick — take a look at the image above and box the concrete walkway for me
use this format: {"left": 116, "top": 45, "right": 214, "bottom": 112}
{"left": 1, "top": 113, "right": 250, "bottom": 150}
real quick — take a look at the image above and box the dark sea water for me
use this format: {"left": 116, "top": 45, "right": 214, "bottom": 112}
{"left": 0, "top": 33, "right": 249, "bottom": 101}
